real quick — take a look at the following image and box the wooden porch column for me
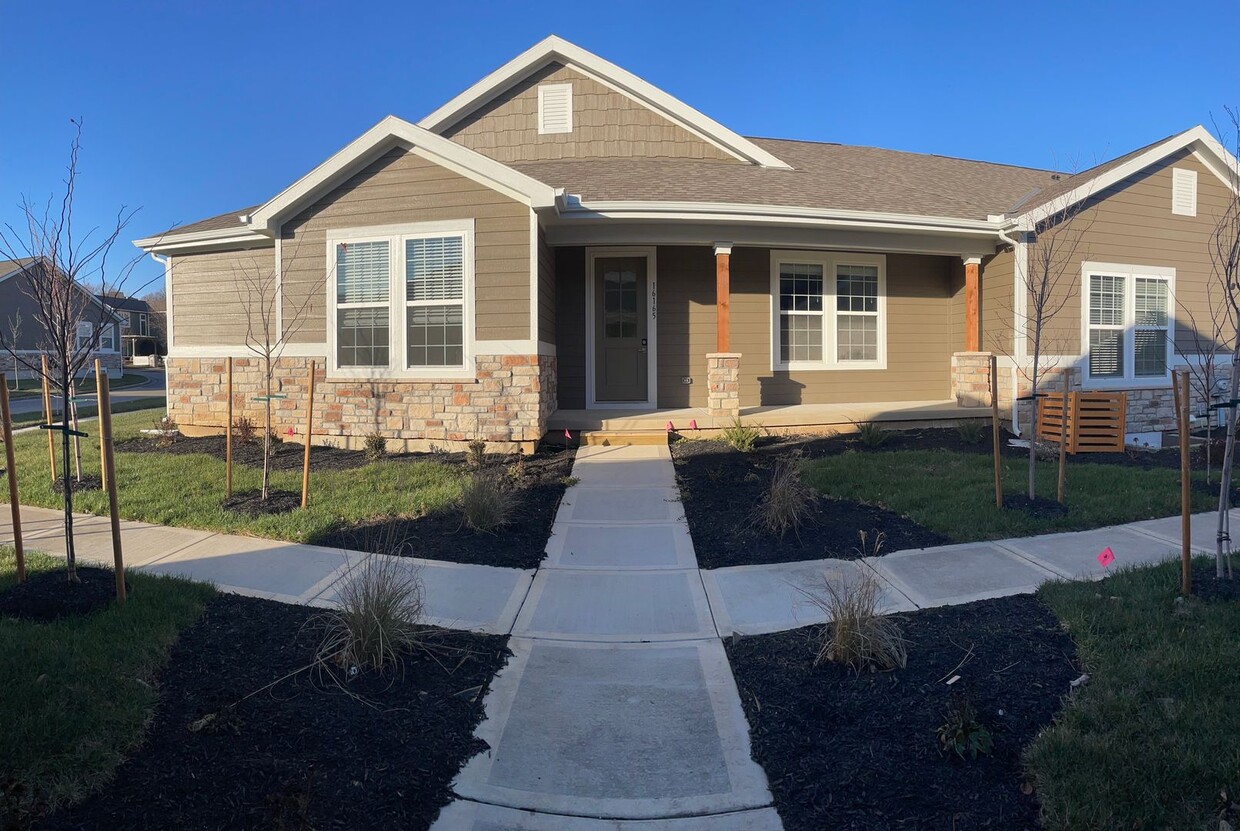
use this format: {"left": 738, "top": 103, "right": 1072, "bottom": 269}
{"left": 714, "top": 242, "right": 732, "bottom": 352}
{"left": 963, "top": 256, "right": 982, "bottom": 352}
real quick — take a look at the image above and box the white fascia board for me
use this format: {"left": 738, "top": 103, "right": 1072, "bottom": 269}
{"left": 1011, "top": 125, "right": 1240, "bottom": 230}
{"left": 133, "top": 226, "right": 272, "bottom": 254}
{"left": 417, "top": 35, "right": 792, "bottom": 170}
{"left": 559, "top": 199, "right": 1002, "bottom": 236}
{"left": 243, "top": 116, "right": 558, "bottom": 234}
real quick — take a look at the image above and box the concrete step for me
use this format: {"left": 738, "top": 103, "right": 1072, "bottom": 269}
{"left": 580, "top": 429, "right": 668, "bottom": 447}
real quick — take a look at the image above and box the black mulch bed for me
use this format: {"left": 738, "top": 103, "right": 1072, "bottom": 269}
{"left": 727, "top": 594, "right": 1079, "bottom": 831}
{"left": 1193, "top": 559, "right": 1240, "bottom": 603}
{"left": 116, "top": 433, "right": 368, "bottom": 472}
{"left": 51, "top": 474, "right": 102, "bottom": 494}
{"left": 40, "top": 592, "right": 510, "bottom": 831}
{"left": 0, "top": 566, "right": 124, "bottom": 622}
{"left": 673, "top": 439, "right": 950, "bottom": 568}
{"left": 1002, "top": 494, "right": 1070, "bottom": 519}
{"left": 311, "top": 444, "right": 576, "bottom": 570}
{"left": 222, "top": 488, "right": 303, "bottom": 516}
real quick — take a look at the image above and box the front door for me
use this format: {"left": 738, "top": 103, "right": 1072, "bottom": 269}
{"left": 594, "top": 256, "right": 649, "bottom": 403}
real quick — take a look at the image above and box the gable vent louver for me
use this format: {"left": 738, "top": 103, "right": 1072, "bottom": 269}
{"left": 537, "top": 83, "right": 573, "bottom": 135}
{"left": 1171, "top": 168, "right": 1198, "bottom": 217}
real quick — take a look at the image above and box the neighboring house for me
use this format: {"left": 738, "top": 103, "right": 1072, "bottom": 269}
{"left": 135, "top": 36, "right": 1240, "bottom": 451}
{"left": 98, "top": 293, "right": 166, "bottom": 365}
{"left": 0, "top": 257, "right": 124, "bottom": 381}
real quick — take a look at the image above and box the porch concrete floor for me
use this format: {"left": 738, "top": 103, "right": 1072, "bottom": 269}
{"left": 548, "top": 398, "right": 980, "bottom": 433}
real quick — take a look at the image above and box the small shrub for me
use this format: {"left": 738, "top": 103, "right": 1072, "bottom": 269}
{"left": 937, "top": 689, "right": 994, "bottom": 760}
{"left": 153, "top": 414, "right": 178, "bottom": 448}
{"left": 751, "top": 452, "right": 817, "bottom": 538}
{"left": 721, "top": 417, "right": 761, "bottom": 453}
{"left": 363, "top": 431, "right": 388, "bottom": 461}
{"left": 853, "top": 420, "right": 889, "bottom": 448}
{"left": 460, "top": 472, "right": 515, "bottom": 533}
{"left": 956, "top": 420, "right": 987, "bottom": 444}
{"left": 467, "top": 439, "right": 487, "bottom": 470}
{"left": 315, "top": 552, "right": 424, "bottom": 675}
{"left": 801, "top": 569, "right": 907, "bottom": 672}
{"left": 508, "top": 448, "right": 527, "bottom": 481}
{"left": 232, "top": 415, "right": 257, "bottom": 445}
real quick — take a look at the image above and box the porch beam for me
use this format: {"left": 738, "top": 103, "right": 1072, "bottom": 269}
{"left": 963, "top": 255, "right": 982, "bottom": 351}
{"left": 714, "top": 242, "right": 732, "bottom": 352}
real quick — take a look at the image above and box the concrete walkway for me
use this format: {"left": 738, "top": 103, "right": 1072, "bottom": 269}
{"left": 434, "top": 443, "right": 782, "bottom": 830}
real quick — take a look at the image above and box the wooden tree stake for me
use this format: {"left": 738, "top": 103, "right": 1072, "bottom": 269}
{"left": 1176, "top": 369, "right": 1192, "bottom": 596}
{"left": 97, "top": 370, "right": 125, "bottom": 603}
{"left": 300, "top": 360, "right": 316, "bottom": 509}
{"left": 0, "top": 373, "right": 25, "bottom": 582}
{"left": 41, "top": 354, "right": 55, "bottom": 483}
{"left": 990, "top": 355, "right": 1002, "bottom": 509}
{"left": 95, "top": 360, "right": 107, "bottom": 490}
{"left": 1057, "top": 368, "right": 1071, "bottom": 504}
{"left": 225, "top": 356, "right": 233, "bottom": 499}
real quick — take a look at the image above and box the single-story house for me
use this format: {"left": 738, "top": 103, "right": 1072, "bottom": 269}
{"left": 135, "top": 36, "right": 1240, "bottom": 451}
{"left": 1, "top": 257, "right": 124, "bottom": 382}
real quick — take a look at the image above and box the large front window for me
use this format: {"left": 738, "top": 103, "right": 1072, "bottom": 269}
{"left": 771, "top": 251, "right": 886, "bottom": 370}
{"left": 1083, "top": 263, "right": 1173, "bottom": 384}
{"left": 328, "top": 220, "right": 473, "bottom": 377}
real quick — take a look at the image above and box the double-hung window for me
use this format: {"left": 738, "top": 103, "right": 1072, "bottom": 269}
{"left": 1083, "top": 262, "right": 1173, "bottom": 385}
{"left": 99, "top": 325, "right": 115, "bottom": 351}
{"left": 76, "top": 321, "right": 93, "bottom": 350}
{"left": 771, "top": 251, "right": 886, "bottom": 370}
{"left": 328, "top": 220, "right": 473, "bottom": 378}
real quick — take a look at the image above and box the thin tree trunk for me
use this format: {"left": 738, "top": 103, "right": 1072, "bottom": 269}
{"left": 1027, "top": 333, "right": 1042, "bottom": 500}
{"left": 261, "top": 356, "right": 272, "bottom": 502}
{"left": 70, "top": 378, "right": 82, "bottom": 481}
{"left": 59, "top": 365, "right": 78, "bottom": 583}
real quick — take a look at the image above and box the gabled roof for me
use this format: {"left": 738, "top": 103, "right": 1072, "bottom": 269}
{"left": 417, "top": 35, "right": 792, "bottom": 170}
{"left": 1009, "top": 125, "right": 1240, "bottom": 228}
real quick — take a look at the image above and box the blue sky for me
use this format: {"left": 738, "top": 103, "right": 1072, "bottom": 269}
{"left": 2, "top": 0, "right": 1237, "bottom": 291}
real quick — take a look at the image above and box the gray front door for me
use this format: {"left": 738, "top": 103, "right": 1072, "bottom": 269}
{"left": 594, "top": 256, "right": 649, "bottom": 402}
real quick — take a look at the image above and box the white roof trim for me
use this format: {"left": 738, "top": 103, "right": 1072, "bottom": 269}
{"left": 133, "top": 226, "right": 271, "bottom": 254}
{"left": 418, "top": 35, "right": 792, "bottom": 170}
{"left": 240, "top": 116, "right": 558, "bottom": 234}
{"left": 1010, "top": 125, "right": 1240, "bottom": 230}
{"left": 557, "top": 198, "right": 1001, "bottom": 236}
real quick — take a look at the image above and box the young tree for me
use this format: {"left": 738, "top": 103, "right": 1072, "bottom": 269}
{"left": 1207, "top": 109, "right": 1240, "bottom": 580}
{"left": 0, "top": 120, "right": 152, "bottom": 582}
{"left": 5, "top": 310, "right": 20, "bottom": 390}
{"left": 1178, "top": 271, "right": 1232, "bottom": 484}
{"left": 1011, "top": 181, "right": 1096, "bottom": 499}
{"left": 233, "top": 241, "right": 326, "bottom": 503}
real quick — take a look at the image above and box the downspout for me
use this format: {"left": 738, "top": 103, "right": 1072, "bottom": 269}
{"left": 996, "top": 226, "right": 1025, "bottom": 435}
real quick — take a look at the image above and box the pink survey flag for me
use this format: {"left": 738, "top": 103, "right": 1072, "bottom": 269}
{"left": 666, "top": 421, "right": 675, "bottom": 432}
{"left": 1097, "top": 547, "right": 1115, "bottom": 568}
{"left": 689, "top": 419, "right": 699, "bottom": 430}
{"left": 564, "top": 428, "right": 571, "bottom": 439}
{"left": 286, "top": 427, "right": 295, "bottom": 438}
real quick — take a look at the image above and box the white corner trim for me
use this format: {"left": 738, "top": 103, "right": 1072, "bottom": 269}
{"left": 1012, "top": 125, "right": 1240, "bottom": 229}
{"left": 529, "top": 213, "right": 540, "bottom": 343}
{"left": 416, "top": 35, "right": 792, "bottom": 170}
{"left": 244, "top": 116, "right": 558, "bottom": 235}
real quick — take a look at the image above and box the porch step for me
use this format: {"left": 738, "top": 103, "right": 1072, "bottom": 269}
{"left": 580, "top": 429, "right": 669, "bottom": 447}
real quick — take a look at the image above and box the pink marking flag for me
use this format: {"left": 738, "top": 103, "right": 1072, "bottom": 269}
{"left": 563, "top": 428, "right": 571, "bottom": 440}
{"left": 1096, "top": 547, "right": 1116, "bottom": 568}
{"left": 666, "top": 421, "right": 675, "bottom": 432}
{"left": 286, "top": 427, "right": 295, "bottom": 437}
{"left": 689, "top": 419, "right": 698, "bottom": 430}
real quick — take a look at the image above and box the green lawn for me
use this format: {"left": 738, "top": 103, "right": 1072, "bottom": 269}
{"left": 0, "top": 547, "right": 214, "bottom": 819}
{"left": 802, "top": 449, "right": 1215, "bottom": 542}
{"left": 1026, "top": 559, "right": 1240, "bottom": 829}
{"left": 8, "top": 407, "right": 464, "bottom": 542}
{"left": 10, "top": 396, "right": 168, "bottom": 426}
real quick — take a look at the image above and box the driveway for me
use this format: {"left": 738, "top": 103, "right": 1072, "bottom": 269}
{"left": 6, "top": 367, "right": 165, "bottom": 418}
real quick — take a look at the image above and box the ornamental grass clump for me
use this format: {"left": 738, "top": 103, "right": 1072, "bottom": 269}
{"left": 461, "top": 471, "right": 515, "bottom": 533}
{"left": 751, "top": 452, "right": 817, "bottom": 538}
{"left": 956, "top": 420, "right": 988, "bottom": 444}
{"left": 720, "top": 417, "right": 761, "bottom": 453}
{"left": 803, "top": 569, "right": 907, "bottom": 672}
{"left": 853, "top": 420, "right": 890, "bottom": 448}
{"left": 316, "top": 551, "right": 425, "bottom": 675}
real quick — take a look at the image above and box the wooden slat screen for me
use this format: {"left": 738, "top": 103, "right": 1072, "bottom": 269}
{"left": 1038, "top": 391, "right": 1126, "bottom": 453}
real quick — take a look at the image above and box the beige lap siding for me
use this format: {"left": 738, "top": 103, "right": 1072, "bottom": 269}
{"left": 169, "top": 248, "right": 274, "bottom": 346}
{"left": 166, "top": 354, "right": 556, "bottom": 447}
{"left": 278, "top": 146, "right": 532, "bottom": 344}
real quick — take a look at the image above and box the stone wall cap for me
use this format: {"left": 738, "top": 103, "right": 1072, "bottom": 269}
{"left": 706, "top": 352, "right": 743, "bottom": 359}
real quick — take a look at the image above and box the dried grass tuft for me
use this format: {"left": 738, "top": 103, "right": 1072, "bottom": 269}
{"left": 801, "top": 569, "right": 907, "bottom": 672}
{"left": 460, "top": 471, "right": 515, "bottom": 533}
{"left": 315, "top": 551, "right": 425, "bottom": 676}
{"left": 751, "top": 452, "right": 818, "bottom": 538}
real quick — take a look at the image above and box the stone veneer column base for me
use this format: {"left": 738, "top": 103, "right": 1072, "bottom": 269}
{"left": 950, "top": 352, "right": 1000, "bottom": 408}
{"left": 706, "top": 353, "right": 741, "bottom": 420}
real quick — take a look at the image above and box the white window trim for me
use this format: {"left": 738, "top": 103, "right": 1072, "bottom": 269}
{"left": 1080, "top": 261, "right": 1175, "bottom": 389}
{"left": 769, "top": 250, "right": 887, "bottom": 372}
{"left": 99, "top": 324, "right": 116, "bottom": 352}
{"left": 326, "top": 219, "right": 476, "bottom": 380}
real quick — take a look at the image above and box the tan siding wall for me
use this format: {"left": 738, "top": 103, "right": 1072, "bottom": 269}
{"left": 982, "top": 249, "right": 1014, "bottom": 355}
{"left": 538, "top": 225, "right": 556, "bottom": 343}
{"left": 555, "top": 246, "right": 586, "bottom": 407}
{"left": 1032, "top": 150, "right": 1232, "bottom": 356}
{"left": 281, "top": 146, "right": 532, "bottom": 343}
{"left": 442, "top": 63, "right": 737, "bottom": 164}
{"left": 170, "top": 248, "right": 274, "bottom": 346}
{"left": 656, "top": 246, "right": 717, "bottom": 407}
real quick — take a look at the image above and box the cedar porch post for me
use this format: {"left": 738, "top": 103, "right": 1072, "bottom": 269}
{"left": 963, "top": 256, "right": 982, "bottom": 352}
{"left": 714, "top": 242, "right": 732, "bottom": 352}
